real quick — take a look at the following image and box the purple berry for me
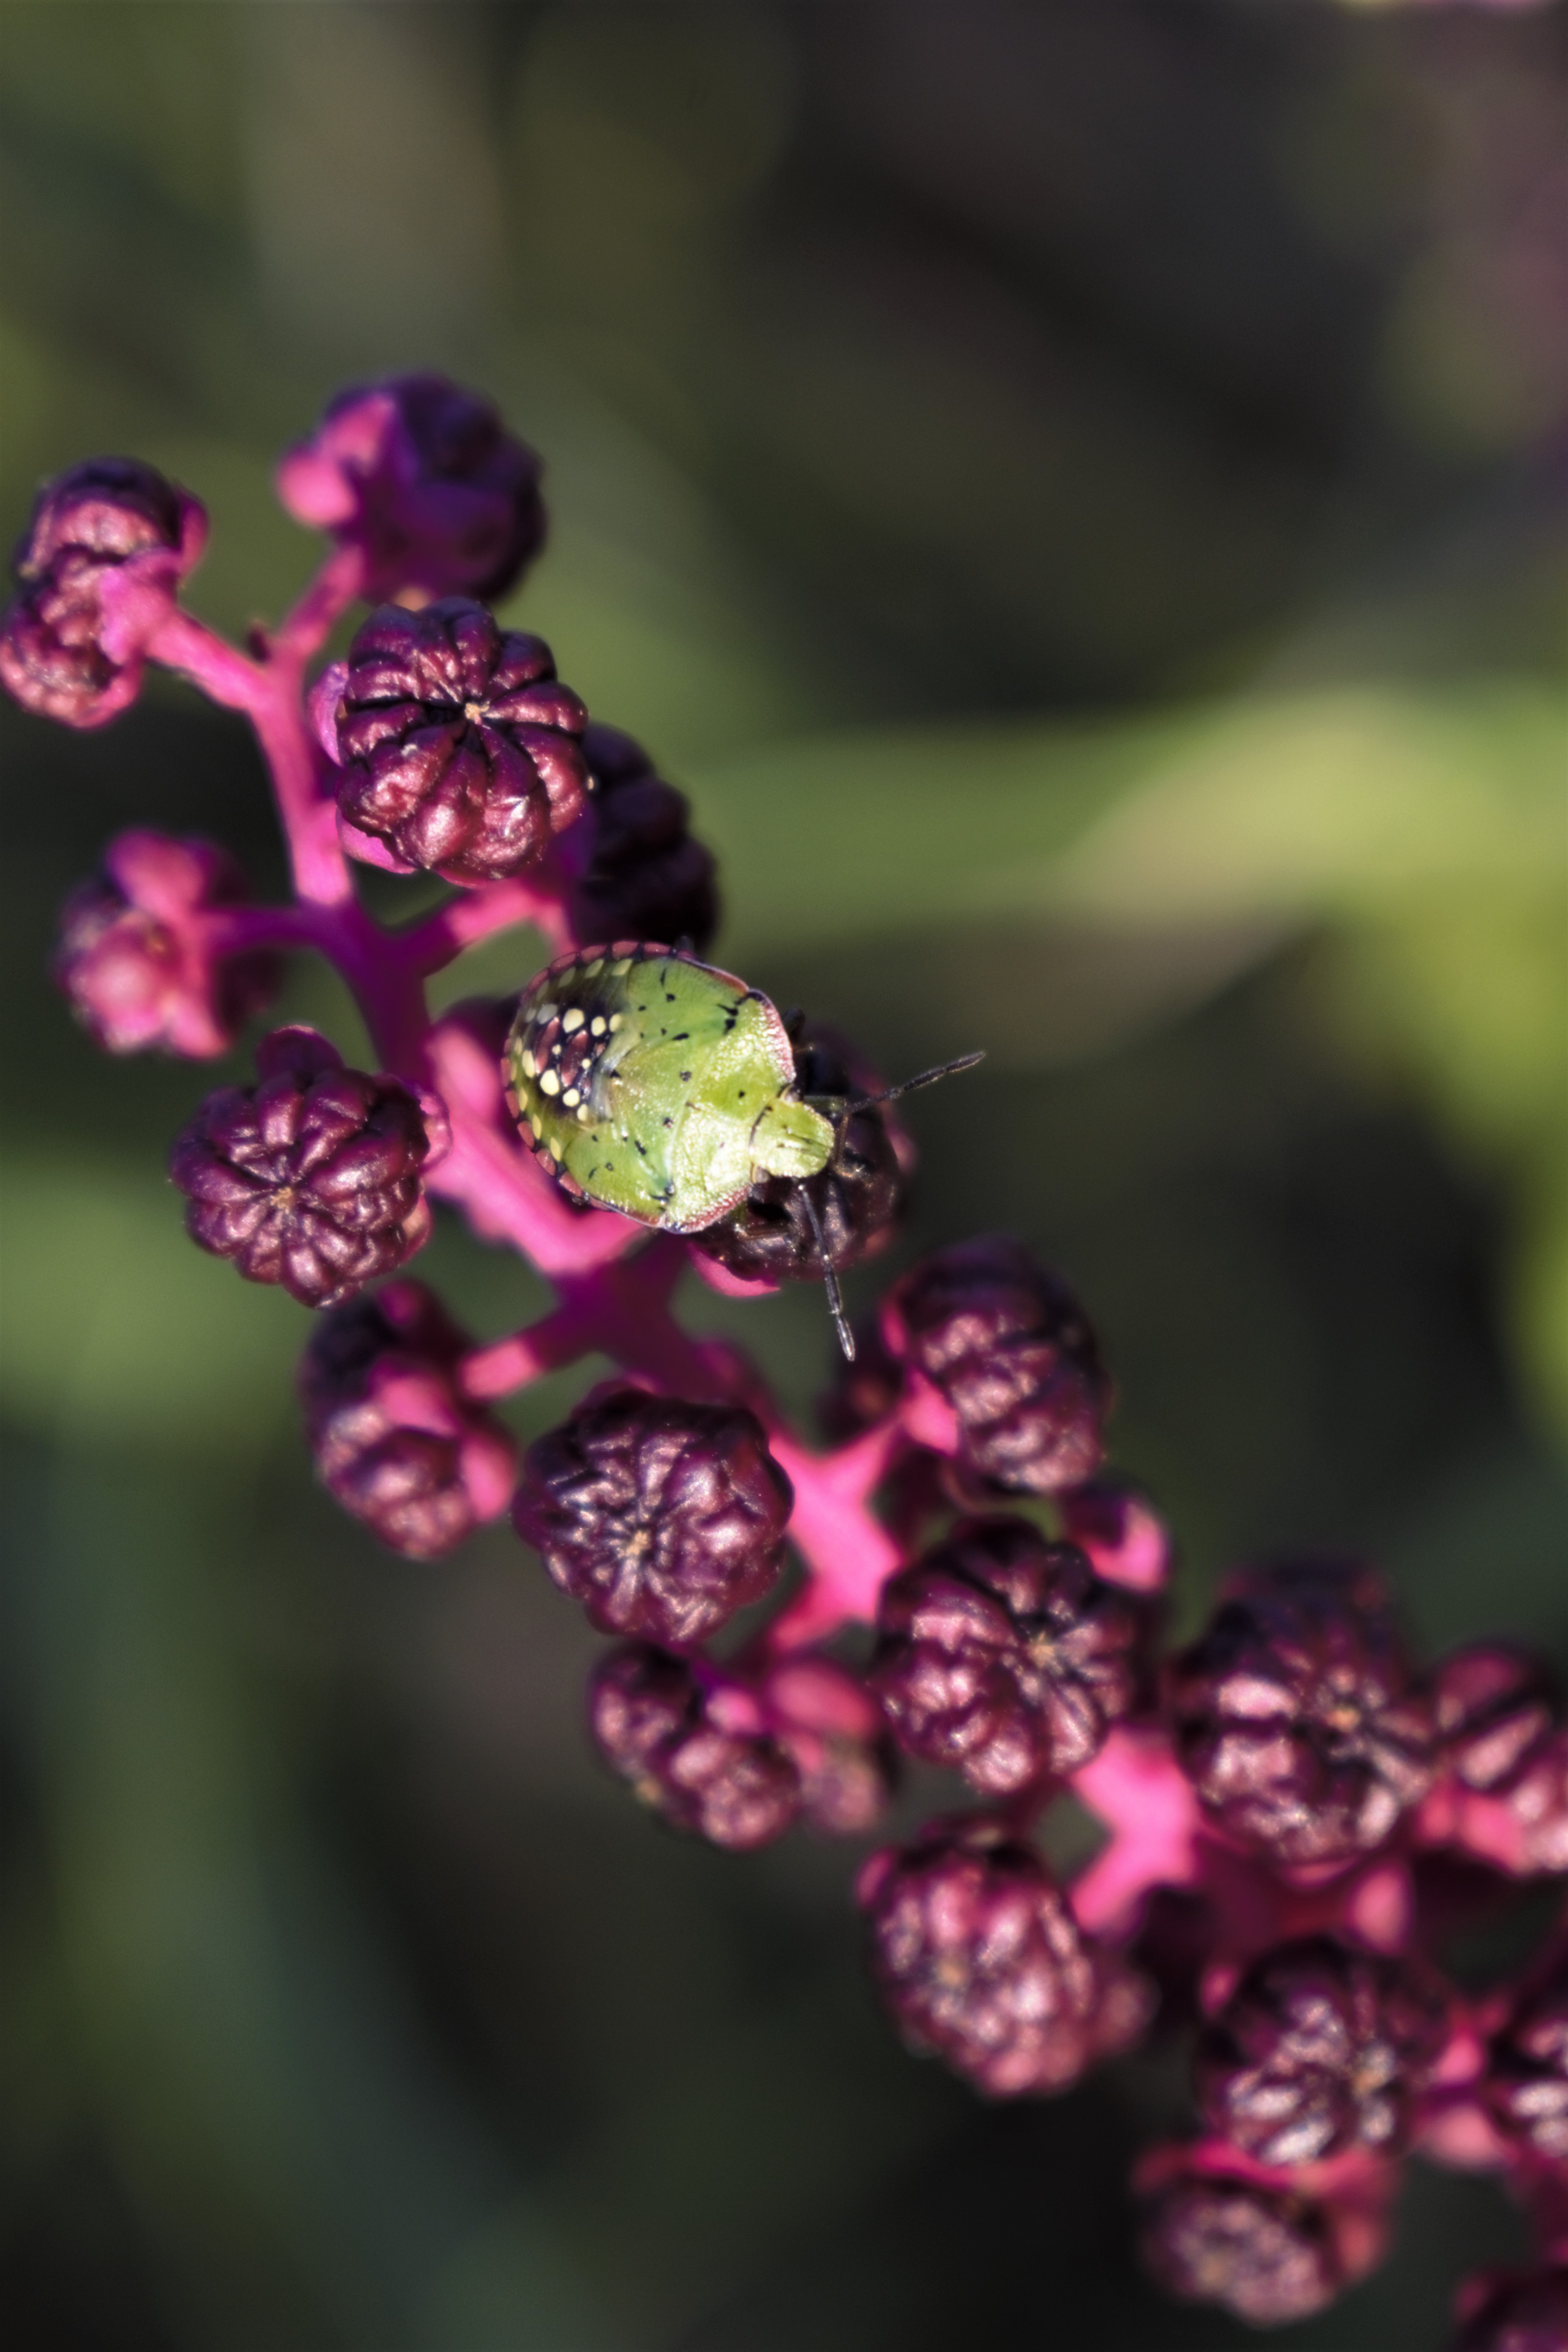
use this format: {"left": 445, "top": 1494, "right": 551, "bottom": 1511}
{"left": 1507, "top": 1734, "right": 1568, "bottom": 1874}
{"left": 1141, "top": 2172, "right": 1341, "bottom": 2326}
{"left": 300, "top": 1282, "right": 517, "bottom": 1558}
{"left": 513, "top": 1387, "right": 793, "bottom": 1644}
{"left": 857, "top": 1815, "right": 1149, "bottom": 2096}
{"left": 1433, "top": 1646, "right": 1560, "bottom": 1793}
{"left": 870, "top": 1515, "right": 1141, "bottom": 1794}
{"left": 1168, "top": 1558, "right": 1436, "bottom": 1868}
{"left": 331, "top": 599, "right": 588, "bottom": 885}
{"left": 1196, "top": 1934, "right": 1447, "bottom": 2166}
{"left": 588, "top": 1645, "right": 801, "bottom": 1850}
{"left": 168, "top": 1026, "right": 435, "bottom": 1309}
{"left": 276, "top": 374, "right": 544, "bottom": 604}
{"left": 1453, "top": 2269, "right": 1568, "bottom": 2352}
{"left": 54, "top": 830, "right": 278, "bottom": 1058}
{"left": 883, "top": 1236, "right": 1110, "bottom": 1493}
{"left": 1487, "top": 1954, "right": 1568, "bottom": 2164}
{"left": 691, "top": 1020, "right": 910, "bottom": 1285}
{"left": 0, "top": 457, "right": 205, "bottom": 728}
{"left": 566, "top": 722, "right": 718, "bottom": 956}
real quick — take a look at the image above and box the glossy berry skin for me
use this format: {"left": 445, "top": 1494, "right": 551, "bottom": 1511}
{"left": 1141, "top": 2174, "right": 1340, "bottom": 2326}
{"left": 883, "top": 1235, "right": 1110, "bottom": 1493}
{"left": 1453, "top": 2268, "right": 1568, "bottom": 2352}
{"left": 0, "top": 456, "right": 205, "bottom": 728}
{"left": 169, "top": 1026, "right": 435, "bottom": 1308}
{"left": 1433, "top": 1646, "right": 1559, "bottom": 1794}
{"left": 506, "top": 944, "right": 835, "bottom": 1232}
{"left": 1196, "top": 1935, "right": 1447, "bottom": 2166}
{"left": 277, "top": 373, "right": 544, "bottom": 604}
{"left": 763, "top": 1654, "right": 896, "bottom": 1836}
{"left": 690, "top": 1020, "right": 909, "bottom": 1283}
{"left": 567, "top": 723, "right": 718, "bottom": 957}
{"left": 1487, "top": 1955, "right": 1568, "bottom": 2163}
{"left": 857, "top": 1816, "right": 1146, "bottom": 2096}
{"left": 1168, "top": 1558, "right": 1436, "bottom": 1868}
{"left": 871, "top": 1516, "right": 1141, "bottom": 1794}
{"left": 513, "top": 1385, "right": 792, "bottom": 1644}
{"left": 589, "top": 1644, "right": 801, "bottom": 1850}
{"left": 54, "top": 829, "right": 278, "bottom": 1058}
{"left": 300, "top": 1282, "right": 517, "bottom": 1558}
{"left": 331, "top": 599, "right": 587, "bottom": 884}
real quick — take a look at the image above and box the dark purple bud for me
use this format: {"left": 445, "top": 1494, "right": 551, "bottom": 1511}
{"left": 871, "top": 1516, "right": 1140, "bottom": 1794}
{"left": 1141, "top": 2172, "right": 1341, "bottom": 2326}
{"left": 883, "top": 1236, "right": 1110, "bottom": 1493}
{"left": 513, "top": 1386, "right": 793, "bottom": 1645}
{"left": 331, "top": 598, "right": 588, "bottom": 885}
{"left": 763, "top": 1654, "right": 895, "bottom": 1836}
{"left": 1168, "top": 1558, "right": 1436, "bottom": 1868}
{"left": 692, "top": 1020, "right": 911, "bottom": 1285}
{"left": 1507, "top": 1734, "right": 1568, "bottom": 1874}
{"left": 168, "top": 1026, "right": 435, "bottom": 1309}
{"left": 857, "top": 1815, "right": 1149, "bottom": 2096}
{"left": 1433, "top": 1645, "right": 1560, "bottom": 1793}
{"left": 1196, "top": 1934, "right": 1448, "bottom": 2166}
{"left": 54, "top": 829, "right": 278, "bottom": 1057}
{"left": 1487, "top": 1954, "right": 1568, "bottom": 2164}
{"left": 1453, "top": 2268, "right": 1568, "bottom": 2352}
{"left": 0, "top": 457, "right": 205, "bottom": 728}
{"left": 300, "top": 1281, "right": 516, "bottom": 1558}
{"left": 588, "top": 1644, "right": 801, "bottom": 1851}
{"left": 276, "top": 375, "right": 544, "bottom": 604}
{"left": 565, "top": 722, "right": 718, "bottom": 957}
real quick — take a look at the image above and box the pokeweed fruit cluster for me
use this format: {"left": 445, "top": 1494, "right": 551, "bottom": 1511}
{"left": 10, "top": 373, "right": 1565, "bottom": 2340}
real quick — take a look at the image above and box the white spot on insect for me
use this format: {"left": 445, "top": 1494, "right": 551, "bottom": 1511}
{"left": 562, "top": 1087, "right": 581, "bottom": 1108}
{"left": 521, "top": 1049, "right": 537, "bottom": 1078}
{"left": 590, "top": 1016, "right": 606, "bottom": 1037}
{"left": 576, "top": 1104, "right": 592, "bottom": 1123}
{"left": 540, "top": 1069, "right": 562, "bottom": 1096}
{"left": 549, "top": 1140, "right": 563, "bottom": 1161}
{"left": 534, "top": 1002, "right": 556, "bottom": 1024}
{"left": 562, "top": 1008, "right": 585, "bottom": 1035}
{"left": 610, "top": 958, "right": 632, "bottom": 975}
{"left": 608, "top": 1013, "right": 624, "bottom": 1032}
{"left": 529, "top": 1115, "right": 543, "bottom": 1139}
{"left": 584, "top": 959, "right": 605, "bottom": 977}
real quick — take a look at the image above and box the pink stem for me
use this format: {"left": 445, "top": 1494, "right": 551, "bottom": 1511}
{"left": 461, "top": 1307, "right": 587, "bottom": 1399}
{"left": 271, "top": 543, "right": 367, "bottom": 666}
{"left": 400, "top": 865, "right": 573, "bottom": 976}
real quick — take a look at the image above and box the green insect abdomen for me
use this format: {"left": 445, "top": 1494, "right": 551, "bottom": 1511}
{"left": 505, "top": 941, "right": 834, "bottom": 1233}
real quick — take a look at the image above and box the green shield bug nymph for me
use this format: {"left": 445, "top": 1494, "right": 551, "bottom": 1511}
{"left": 505, "top": 940, "right": 981, "bottom": 1355}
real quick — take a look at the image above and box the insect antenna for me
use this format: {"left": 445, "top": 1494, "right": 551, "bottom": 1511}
{"left": 843, "top": 1048, "right": 985, "bottom": 1115}
{"left": 799, "top": 1183, "right": 856, "bottom": 1362}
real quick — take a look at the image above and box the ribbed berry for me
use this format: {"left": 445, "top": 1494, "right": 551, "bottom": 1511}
{"left": 692, "top": 1020, "right": 910, "bottom": 1285}
{"left": 331, "top": 599, "right": 587, "bottom": 884}
{"left": 1487, "top": 1955, "right": 1568, "bottom": 2163}
{"left": 0, "top": 457, "right": 205, "bottom": 728}
{"left": 1453, "top": 2269, "right": 1568, "bottom": 2352}
{"left": 276, "top": 374, "right": 544, "bottom": 603}
{"left": 514, "top": 1387, "right": 792, "bottom": 1644}
{"left": 54, "top": 830, "right": 278, "bottom": 1058}
{"left": 1168, "top": 1558, "right": 1435, "bottom": 1868}
{"left": 857, "top": 1816, "right": 1148, "bottom": 2095}
{"left": 589, "top": 1645, "right": 801, "bottom": 1850}
{"left": 300, "top": 1282, "right": 516, "bottom": 1558}
{"left": 1433, "top": 1646, "right": 1559, "bottom": 1794}
{"left": 169, "top": 1026, "right": 434, "bottom": 1308}
{"left": 883, "top": 1236, "right": 1110, "bottom": 1492}
{"left": 566, "top": 722, "right": 718, "bottom": 956}
{"left": 1141, "top": 2173, "right": 1341, "bottom": 2326}
{"left": 1196, "top": 1935, "right": 1447, "bottom": 2165}
{"left": 870, "top": 1515, "right": 1140, "bottom": 1794}
{"left": 1507, "top": 1734, "right": 1568, "bottom": 1873}
{"left": 763, "top": 1654, "right": 895, "bottom": 1836}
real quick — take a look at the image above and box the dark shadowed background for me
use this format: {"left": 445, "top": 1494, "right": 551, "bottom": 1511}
{"left": 0, "top": 3, "right": 1565, "bottom": 2346}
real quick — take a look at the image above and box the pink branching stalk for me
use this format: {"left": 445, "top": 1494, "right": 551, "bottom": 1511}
{"left": 8, "top": 378, "right": 1565, "bottom": 2341}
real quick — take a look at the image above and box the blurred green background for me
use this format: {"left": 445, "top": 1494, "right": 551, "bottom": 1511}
{"left": 0, "top": 3, "right": 1565, "bottom": 2345}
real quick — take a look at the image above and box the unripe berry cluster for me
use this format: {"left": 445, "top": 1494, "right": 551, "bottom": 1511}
{"left": 11, "top": 375, "right": 1563, "bottom": 2342}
